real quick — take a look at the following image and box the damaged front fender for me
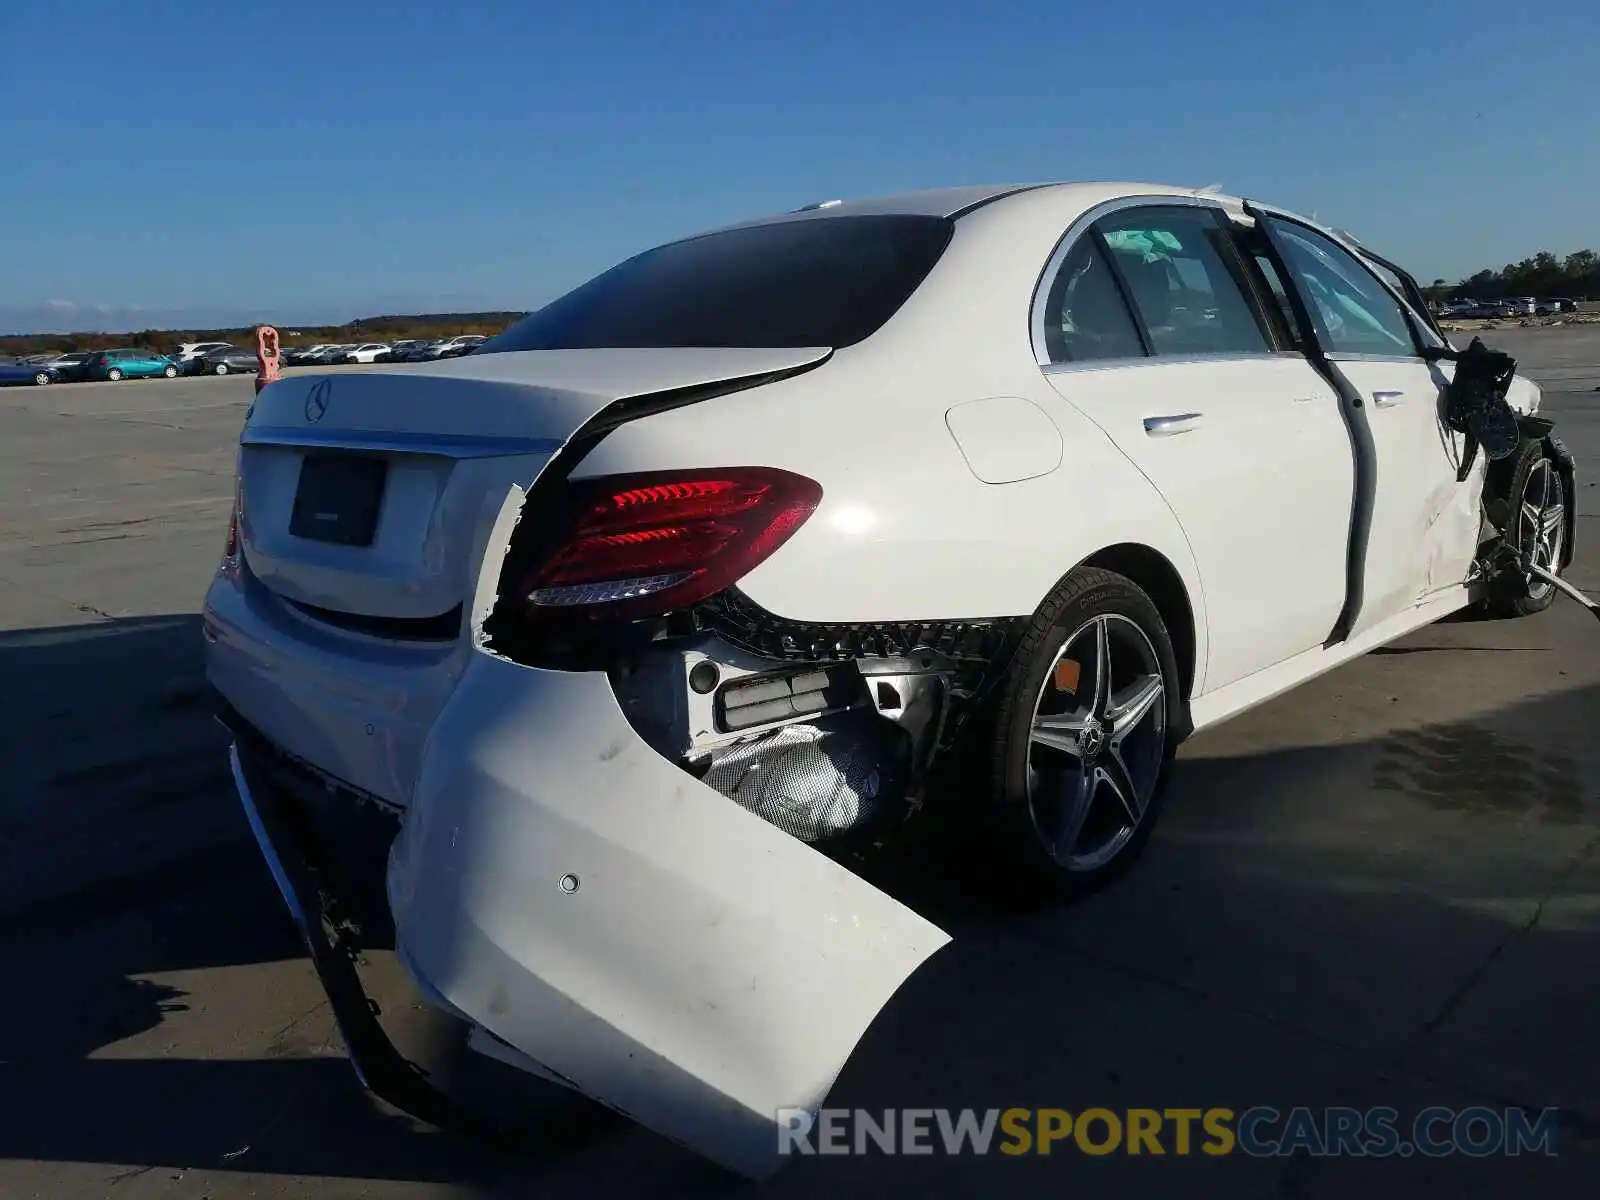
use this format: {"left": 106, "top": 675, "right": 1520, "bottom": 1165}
{"left": 386, "top": 651, "right": 951, "bottom": 1178}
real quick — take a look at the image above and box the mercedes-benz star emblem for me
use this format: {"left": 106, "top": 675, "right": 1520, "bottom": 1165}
{"left": 304, "top": 378, "right": 332, "bottom": 424}
{"left": 1078, "top": 720, "right": 1106, "bottom": 761}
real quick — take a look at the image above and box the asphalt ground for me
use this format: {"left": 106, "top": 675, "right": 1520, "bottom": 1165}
{"left": 1, "top": 329, "right": 1598, "bottom": 1198}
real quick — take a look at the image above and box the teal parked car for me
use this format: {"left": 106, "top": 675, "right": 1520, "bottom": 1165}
{"left": 86, "top": 348, "right": 180, "bottom": 381}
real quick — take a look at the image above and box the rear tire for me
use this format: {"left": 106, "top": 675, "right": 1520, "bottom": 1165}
{"left": 1484, "top": 440, "right": 1566, "bottom": 618}
{"left": 971, "top": 567, "right": 1181, "bottom": 906}
{"left": 106, "top": 368, "right": 123, "bottom": 381}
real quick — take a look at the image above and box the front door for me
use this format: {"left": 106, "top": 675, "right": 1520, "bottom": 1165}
{"left": 1259, "top": 215, "right": 1480, "bottom": 637}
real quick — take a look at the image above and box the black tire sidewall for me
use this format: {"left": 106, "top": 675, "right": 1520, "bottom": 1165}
{"left": 985, "top": 568, "right": 1182, "bottom": 901}
{"left": 1486, "top": 439, "right": 1561, "bottom": 617}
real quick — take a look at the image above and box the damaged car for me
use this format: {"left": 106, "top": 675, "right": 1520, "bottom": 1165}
{"left": 203, "top": 181, "right": 1577, "bottom": 1177}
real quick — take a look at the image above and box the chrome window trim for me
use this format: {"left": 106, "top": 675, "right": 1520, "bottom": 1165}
{"left": 1325, "top": 352, "right": 1427, "bottom": 365}
{"left": 1041, "top": 349, "right": 1303, "bottom": 377}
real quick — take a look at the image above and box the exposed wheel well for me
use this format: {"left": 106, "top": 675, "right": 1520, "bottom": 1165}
{"left": 1080, "top": 543, "right": 1197, "bottom": 703}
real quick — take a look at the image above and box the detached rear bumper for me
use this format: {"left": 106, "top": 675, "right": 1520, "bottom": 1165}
{"left": 219, "top": 651, "right": 950, "bottom": 1178}
{"left": 221, "top": 718, "right": 491, "bottom": 1135}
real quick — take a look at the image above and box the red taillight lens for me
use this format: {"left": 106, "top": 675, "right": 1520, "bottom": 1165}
{"left": 520, "top": 467, "right": 822, "bottom": 620}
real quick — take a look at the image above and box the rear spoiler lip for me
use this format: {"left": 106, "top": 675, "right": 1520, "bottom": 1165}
{"left": 579, "top": 350, "right": 836, "bottom": 436}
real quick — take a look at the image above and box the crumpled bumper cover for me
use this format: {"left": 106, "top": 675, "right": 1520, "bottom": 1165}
{"left": 222, "top": 652, "right": 951, "bottom": 1178}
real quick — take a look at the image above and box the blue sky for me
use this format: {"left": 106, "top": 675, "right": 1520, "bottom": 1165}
{"left": 1, "top": 0, "right": 1596, "bottom": 333}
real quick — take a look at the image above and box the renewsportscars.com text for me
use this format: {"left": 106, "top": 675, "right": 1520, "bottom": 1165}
{"left": 776, "top": 1106, "right": 1562, "bottom": 1158}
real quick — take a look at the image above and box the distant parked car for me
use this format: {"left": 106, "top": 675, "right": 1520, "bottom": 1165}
{"left": 40, "top": 351, "right": 98, "bottom": 381}
{"left": 387, "top": 339, "right": 441, "bottom": 362}
{"left": 283, "top": 344, "right": 335, "bottom": 365}
{"left": 1454, "top": 301, "right": 1518, "bottom": 320}
{"left": 1536, "top": 298, "right": 1578, "bottom": 315}
{"left": 375, "top": 339, "right": 426, "bottom": 362}
{"left": 0, "top": 360, "right": 58, "bottom": 386}
{"left": 191, "top": 346, "right": 261, "bottom": 376}
{"left": 86, "top": 348, "right": 179, "bottom": 381}
{"left": 302, "top": 343, "right": 357, "bottom": 364}
{"left": 175, "top": 341, "right": 233, "bottom": 363}
{"left": 434, "top": 334, "right": 487, "bottom": 359}
{"left": 342, "top": 342, "right": 392, "bottom": 364}
{"left": 406, "top": 334, "right": 489, "bottom": 361}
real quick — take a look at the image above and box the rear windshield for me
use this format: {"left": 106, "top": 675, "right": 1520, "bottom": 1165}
{"left": 482, "top": 214, "right": 954, "bottom": 352}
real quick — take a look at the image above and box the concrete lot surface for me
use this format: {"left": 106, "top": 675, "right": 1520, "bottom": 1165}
{"left": 1, "top": 332, "right": 1598, "bottom": 1198}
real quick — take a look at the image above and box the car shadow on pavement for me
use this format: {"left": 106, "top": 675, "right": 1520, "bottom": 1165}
{"left": 0, "top": 616, "right": 1595, "bottom": 1198}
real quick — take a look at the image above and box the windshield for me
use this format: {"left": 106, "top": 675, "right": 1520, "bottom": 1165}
{"left": 482, "top": 213, "right": 954, "bottom": 352}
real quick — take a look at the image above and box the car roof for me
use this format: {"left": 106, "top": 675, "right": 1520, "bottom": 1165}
{"left": 702, "top": 181, "right": 1250, "bottom": 231}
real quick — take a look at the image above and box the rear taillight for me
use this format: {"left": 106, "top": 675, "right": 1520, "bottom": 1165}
{"left": 516, "top": 467, "right": 822, "bottom": 622}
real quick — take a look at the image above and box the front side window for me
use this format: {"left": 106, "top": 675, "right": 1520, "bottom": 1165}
{"left": 1094, "top": 207, "right": 1274, "bottom": 357}
{"left": 1263, "top": 219, "right": 1417, "bottom": 358}
{"left": 483, "top": 214, "right": 954, "bottom": 352}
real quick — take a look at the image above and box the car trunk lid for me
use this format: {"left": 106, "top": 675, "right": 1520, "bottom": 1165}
{"left": 236, "top": 347, "right": 830, "bottom": 629}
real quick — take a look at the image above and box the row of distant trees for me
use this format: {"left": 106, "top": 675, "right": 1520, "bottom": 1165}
{"left": 1422, "top": 250, "right": 1598, "bottom": 303}
{"left": 0, "top": 312, "right": 525, "bottom": 360}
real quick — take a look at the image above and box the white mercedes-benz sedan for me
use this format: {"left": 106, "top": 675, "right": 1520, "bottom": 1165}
{"left": 204, "top": 181, "right": 1575, "bottom": 1176}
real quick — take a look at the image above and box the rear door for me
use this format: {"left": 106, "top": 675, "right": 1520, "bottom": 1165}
{"left": 1037, "top": 200, "right": 1355, "bottom": 693}
{"left": 1257, "top": 214, "right": 1477, "bottom": 636}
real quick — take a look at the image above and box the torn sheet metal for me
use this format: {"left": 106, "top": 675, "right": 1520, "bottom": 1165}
{"left": 386, "top": 652, "right": 952, "bottom": 1179}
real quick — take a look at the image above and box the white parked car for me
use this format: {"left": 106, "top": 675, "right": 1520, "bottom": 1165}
{"left": 204, "top": 181, "right": 1575, "bottom": 1178}
{"left": 342, "top": 342, "right": 392, "bottom": 364}
{"left": 174, "top": 341, "right": 233, "bottom": 362}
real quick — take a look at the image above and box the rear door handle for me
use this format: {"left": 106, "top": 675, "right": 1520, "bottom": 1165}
{"left": 1372, "top": 390, "right": 1405, "bottom": 408}
{"left": 1143, "top": 413, "right": 1203, "bottom": 437}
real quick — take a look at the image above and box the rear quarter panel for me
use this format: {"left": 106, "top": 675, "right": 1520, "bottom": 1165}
{"left": 574, "top": 355, "right": 1205, "bottom": 664}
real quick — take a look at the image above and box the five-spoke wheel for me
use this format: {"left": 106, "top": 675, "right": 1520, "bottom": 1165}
{"left": 1027, "top": 613, "right": 1167, "bottom": 872}
{"left": 978, "top": 567, "right": 1179, "bottom": 903}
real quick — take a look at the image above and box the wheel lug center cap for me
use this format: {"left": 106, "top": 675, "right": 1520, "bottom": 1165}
{"left": 1079, "top": 720, "right": 1106, "bottom": 760}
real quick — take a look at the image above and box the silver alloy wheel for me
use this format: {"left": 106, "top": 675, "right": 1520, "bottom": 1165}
{"left": 107, "top": 368, "right": 122, "bottom": 381}
{"left": 1518, "top": 459, "right": 1565, "bottom": 599}
{"left": 34, "top": 371, "right": 50, "bottom": 386}
{"left": 1027, "top": 613, "right": 1166, "bottom": 872}
{"left": 164, "top": 365, "right": 177, "bottom": 377}
{"left": 215, "top": 363, "right": 229, "bottom": 375}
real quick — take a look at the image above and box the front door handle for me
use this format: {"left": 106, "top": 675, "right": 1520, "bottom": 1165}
{"left": 1372, "top": 390, "right": 1405, "bottom": 408}
{"left": 1143, "top": 412, "right": 1203, "bottom": 437}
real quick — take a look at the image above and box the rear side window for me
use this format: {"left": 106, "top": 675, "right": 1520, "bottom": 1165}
{"left": 482, "top": 214, "right": 954, "bottom": 351}
{"left": 1095, "top": 207, "right": 1273, "bottom": 357}
{"left": 1041, "top": 236, "right": 1147, "bottom": 363}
